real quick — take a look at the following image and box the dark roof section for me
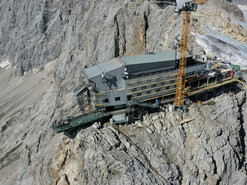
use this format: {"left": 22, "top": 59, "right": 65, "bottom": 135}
{"left": 82, "top": 50, "right": 194, "bottom": 91}
{"left": 122, "top": 51, "right": 183, "bottom": 74}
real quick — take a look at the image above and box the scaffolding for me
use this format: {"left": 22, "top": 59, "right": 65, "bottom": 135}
{"left": 127, "top": 70, "right": 177, "bottom": 103}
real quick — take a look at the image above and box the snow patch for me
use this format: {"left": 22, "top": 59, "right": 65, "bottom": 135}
{"left": 238, "top": 5, "right": 247, "bottom": 11}
{"left": 0, "top": 60, "right": 11, "bottom": 70}
{"left": 231, "top": 19, "right": 247, "bottom": 30}
{"left": 238, "top": 5, "right": 247, "bottom": 22}
{"left": 192, "top": 28, "right": 247, "bottom": 69}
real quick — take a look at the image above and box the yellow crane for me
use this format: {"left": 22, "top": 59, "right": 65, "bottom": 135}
{"left": 174, "top": 0, "right": 208, "bottom": 107}
{"left": 195, "top": 0, "right": 209, "bottom": 5}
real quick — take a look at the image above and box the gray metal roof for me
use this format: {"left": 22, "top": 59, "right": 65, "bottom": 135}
{"left": 83, "top": 59, "right": 125, "bottom": 92}
{"left": 83, "top": 59, "right": 123, "bottom": 79}
{"left": 116, "top": 51, "right": 189, "bottom": 66}
{"left": 82, "top": 50, "right": 192, "bottom": 92}
{"left": 83, "top": 51, "right": 187, "bottom": 79}
{"left": 89, "top": 66, "right": 125, "bottom": 91}
{"left": 125, "top": 51, "right": 179, "bottom": 66}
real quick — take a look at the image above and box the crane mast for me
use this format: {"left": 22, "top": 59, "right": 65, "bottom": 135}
{"left": 174, "top": 10, "right": 191, "bottom": 107}
{"left": 174, "top": 0, "right": 208, "bottom": 107}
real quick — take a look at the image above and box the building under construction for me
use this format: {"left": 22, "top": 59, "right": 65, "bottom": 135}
{"left": 52, "top": 50, "right": 240, "bottom": 137}
{"left": 79, "top": 51, "right": 204, "bottom": 112}
{"left": 52, "top": 0, "right": 241, "bottom": 137}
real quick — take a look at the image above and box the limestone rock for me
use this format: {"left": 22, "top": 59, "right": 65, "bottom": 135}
{"left": 57, "top": 174, "right": 70, "bottom": 185}
{"left": 0, "top": 0, "right": 247, "bottom": 185}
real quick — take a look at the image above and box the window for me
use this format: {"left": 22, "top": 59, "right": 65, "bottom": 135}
{"left": 115, "top": 97, "right": 120, "bottom": 101}
{"left": 131, "top": 88, "right": 137, "bottom": 92}
{"left": 156, "top": 88, "right": 161, "bottom": 92}
{"left": 137, "top": 93, "right": 142, "bottom": 96}
{"left": 161, "top": 82, "right": 166, "bottom": 86}
{"left": 147, "top": 91, "right": 151, "bottom": 94}
{"left": 166, "top": 86, "right": 169, "bottom": 90}
{"left": 151, "top": 84, "right": 157, "bottom": 88}
{"left": 127, "top": 95, "right": 132, "bottom": 101}
{"left": 103, "top": 98, "right": 109, "bottom": 103}
{"left": 142, "top": 86, "right": 147, "bottom": 90}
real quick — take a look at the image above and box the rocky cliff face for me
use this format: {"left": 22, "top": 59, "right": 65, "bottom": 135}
{"left": 0, "top": 0, "right": 247, "bottom": 185}
{"left": 232, "top": 0, "right": 247, "bottom": 5}
{"left": 51, "top": 90, "right": 247, "bottom": 185}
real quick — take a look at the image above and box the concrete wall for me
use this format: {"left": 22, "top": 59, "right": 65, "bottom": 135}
{"left": 95, "top": 90, "right": 127, "bottom": 109}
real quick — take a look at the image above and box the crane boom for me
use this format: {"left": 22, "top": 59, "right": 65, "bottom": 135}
{"left": 174, "top": 10, "right": 191, "bottom": 107}
{"left": 174, "top": 0, "right": 208, "bottom": 107}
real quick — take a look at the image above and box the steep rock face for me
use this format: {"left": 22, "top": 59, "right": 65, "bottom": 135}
{"left": 0, "top": 0, "right": 180, "bottom": 77}
{"left": 232, "top": 0, "right": 247, "bottom": 5}
{"left": 190, "top": 0, "right": 247, "bottom": 68}
{"left": 0, "top": 0, "right": 247, "bottom": 185}
{"left": 1, "top": 0, "right": 246, "bottom": 73}
{"left": 49, "top": 92, "right": 247, "bottom": 185}
{"left": 192, "top": 0, "right": 247, "bottom": 43}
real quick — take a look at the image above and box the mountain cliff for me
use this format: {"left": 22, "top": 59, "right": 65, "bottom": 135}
{"left": 0, "top": 0, "right": 247, "bottom": 184}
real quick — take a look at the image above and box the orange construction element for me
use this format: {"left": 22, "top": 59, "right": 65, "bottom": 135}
{"left": 195, "top": 0, "right": 208, "bottom": 5}
{"left": 174, "top": 0, "right": 209, "bottom": 107}
{"left": 174, "top": 11, "right": 191, "bottom": 107}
